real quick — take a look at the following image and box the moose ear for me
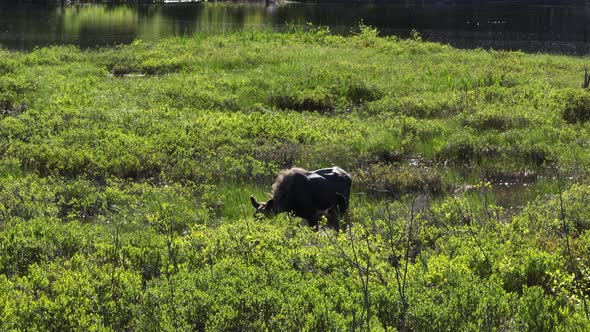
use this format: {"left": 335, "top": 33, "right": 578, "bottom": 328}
{"left": 250, "top": 195, "right": 260, "bottom": 209}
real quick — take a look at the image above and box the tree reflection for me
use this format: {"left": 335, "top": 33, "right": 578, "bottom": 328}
{"left": 1, "top": 1, "right": 590, "bottom": 53}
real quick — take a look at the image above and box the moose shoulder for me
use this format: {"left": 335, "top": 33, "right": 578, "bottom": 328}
{"left": 250, "top": 166, "right": 352, "bottom": 230}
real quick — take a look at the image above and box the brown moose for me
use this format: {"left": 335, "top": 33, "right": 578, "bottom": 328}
{"left": 250, "top": 166, "right": 352, "bottom": 230}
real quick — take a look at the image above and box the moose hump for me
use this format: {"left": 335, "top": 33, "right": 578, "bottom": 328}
{"left": 250, "top": 166, "right": 351, "bottom": 230}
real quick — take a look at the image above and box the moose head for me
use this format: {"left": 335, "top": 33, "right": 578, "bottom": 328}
{"left": 250, "top": 195, "right": 276, "bottom": 218}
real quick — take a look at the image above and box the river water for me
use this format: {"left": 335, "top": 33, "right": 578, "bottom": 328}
{"left": 1, "top": 1, "right": 590, "bottom": 54}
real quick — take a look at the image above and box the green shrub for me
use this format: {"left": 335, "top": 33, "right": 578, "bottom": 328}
{"left": 0, "top": 175, "right": 59, "bottom": 221}
{"left": 0, "top": 218, "right": 93, "bottom": 276}
{"left": 0, "top": 54, "right": 21, "bottom": 76}
{"left": 437, "top": 138, "right": 476, "bottom": 164}
{"left": 0, "top": 74, "right": 33, "bottom": 112}
{"left": 354, "top": 163, "right": 442, "bottom": 196}
{"left": 461, "top": 111, "right": 530, "bottom": 131}
{"left": 498, "top": 249, "right": 560, "bottom": 294}
{"left": 340, "top": 80, "right": 382, "bottom": 105}
{"left": 557, "top": 88, "right": 590, "bottom": 124}
{"left": 269, "top": 88, "right": 334, "bottom": 113}
{"left": 515, "top": 286, "right": 570, "bottom": 332}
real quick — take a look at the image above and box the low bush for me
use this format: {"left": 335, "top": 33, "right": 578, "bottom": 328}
{"left": 557, "top": 88, "right": 590, "bottom": 124}
{"left": 354, "top": 163, "right": 443, "bottom": 197}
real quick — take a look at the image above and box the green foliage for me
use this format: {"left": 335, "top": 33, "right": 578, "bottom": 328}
{"left": 353, "top": 21, "right": 381, "bottom": 47}
{"left": 461, "top": 107, "right": 530, "bottom": 131}
{"left": 0, "top": 52, "right": 22, "bottom": 75}
{"left": 354, "top": 163, "right": 442, "bottom": 196}
{"left": 515, "top": 286, "right": 571, "bottom": 331}
{"left": 513, "top": 183, "right": 590, "bottom": 238}
{"left": 0, "top": 74, "right": 33, "bottom": 111}
{"left": 557, "top": 88, "right": 590, "bottom": 124}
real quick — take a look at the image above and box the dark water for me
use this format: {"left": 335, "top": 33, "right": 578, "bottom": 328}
{"left": 2, "top": 1, "right": 590, "bottom": 54}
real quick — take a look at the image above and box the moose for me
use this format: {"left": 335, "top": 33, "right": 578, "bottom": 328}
{"left": 250, "top": 166, "right": 352, "bottom": 231}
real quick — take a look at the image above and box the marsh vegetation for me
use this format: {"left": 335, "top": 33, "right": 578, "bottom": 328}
{"left": 1, "top": 26, "right": 590, "bottom": 330}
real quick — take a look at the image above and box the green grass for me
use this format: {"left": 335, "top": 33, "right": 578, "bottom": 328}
{"left": 4, "top": 29, "right": 590, "bottom": 181}
{"left": 1, "top": 28, "right": 590, "bottom": 330}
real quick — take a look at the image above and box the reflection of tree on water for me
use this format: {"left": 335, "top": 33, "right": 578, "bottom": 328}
{"left": 61, "top": 5, "right": 138, "bottom": 48}
{"left": 265, "top": 2, "right": 590, "bottom": 54}
{"left": 1, "top": 1, "right": 590, "bottom": 53}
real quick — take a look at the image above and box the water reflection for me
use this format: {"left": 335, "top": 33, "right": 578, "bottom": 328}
{"left": 1, "top": 2, "right": 590, "bottom": 53}
{"left": 60, "top": 5, "right": 139, "bottom": 47}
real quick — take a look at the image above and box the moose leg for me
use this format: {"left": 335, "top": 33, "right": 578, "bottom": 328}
{"left": 326, "top": 209, "right": 340, "bottom": 232}
{"left": 306, "top": 213, "right": 321, "bottom": 230}
{"left": 335, "top": 193, "right": 348, "bottom": 214}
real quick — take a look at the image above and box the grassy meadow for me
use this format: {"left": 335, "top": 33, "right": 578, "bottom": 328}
{"left": 1, "top": 25, "right": 590, "bottom": 330}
